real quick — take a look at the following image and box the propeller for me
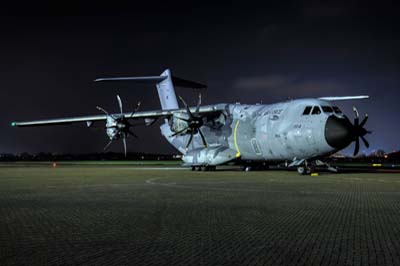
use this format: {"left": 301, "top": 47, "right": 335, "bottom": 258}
{"left": 96, "top": 94, "right": 141, "bottom": 156}
{"left": 351, "top": 106, "right": 371, "bottom": 156}
{"left": 170, "top": 94, "right": 208, "bottom": 149}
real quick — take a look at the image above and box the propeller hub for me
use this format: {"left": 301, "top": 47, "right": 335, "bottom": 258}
{"left": 170, "top": 94, "right": 208, "bottom": 149}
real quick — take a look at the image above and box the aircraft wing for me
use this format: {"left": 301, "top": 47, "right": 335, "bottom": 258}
{"left": 11, "top": 104, "right": 226, "bottom": 127}
{"left": 318, "top": 95, "right": 369, "bottom": 101}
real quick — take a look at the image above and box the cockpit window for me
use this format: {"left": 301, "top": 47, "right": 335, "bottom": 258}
{"left": 333, "top": 106, "right": 342, "bottom": 114}
{"left": 303, "top": 106, "right": 312, "bottom": 115}
{"left": 322, "top": 106, "right": 333, "bottom": 113}
{"left": 311, "top": 106, "right": 321, "bottom": 115}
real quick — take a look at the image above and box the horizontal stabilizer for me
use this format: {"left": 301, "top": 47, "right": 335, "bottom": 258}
{"left": 171, "top": 76, "right": 207, "bottom": 89}
{"left": 94, "top": 76, "right": 166, "bottom": 83}
{"left": 318, "top": 95, "right": 369, "bottom": 101}
{"left": 95, "top": 75, "right": 207, "bottom": 89}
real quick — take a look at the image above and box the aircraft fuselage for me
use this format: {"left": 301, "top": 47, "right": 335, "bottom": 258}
{"left": 172, "top": 98, "right": 352, "bottom": 166}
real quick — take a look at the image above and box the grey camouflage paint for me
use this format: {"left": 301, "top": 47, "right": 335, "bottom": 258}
{"left": 162, "top": 99, "right": 339, "bottom": 166}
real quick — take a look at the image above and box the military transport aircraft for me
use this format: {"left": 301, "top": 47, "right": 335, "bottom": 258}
{"left": 11, "top": 69, "right": 371, "bottom": 174}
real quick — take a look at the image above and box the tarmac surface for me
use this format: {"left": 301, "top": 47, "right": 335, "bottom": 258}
{"left": 1, "top": 163, "right": 400, "bottom": 265}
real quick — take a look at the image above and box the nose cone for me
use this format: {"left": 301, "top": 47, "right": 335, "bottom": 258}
{"left": 325, "top": 116, "right": 354, "bottom": 150}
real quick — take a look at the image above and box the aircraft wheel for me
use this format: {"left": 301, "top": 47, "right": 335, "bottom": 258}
{"left": 244, "top": 166, "right": 252, "bottom": 172}
{"left": 297, "top": 166, "right": 307, "bottom": 175}
{"left": 191, "top": 166, "right": 196, "bottom": 171}
{"left": 196, "top": 166, "right": 202, "bottom": 171}
{"left": 208, "top": 166, "right": 216, "bottom": 171}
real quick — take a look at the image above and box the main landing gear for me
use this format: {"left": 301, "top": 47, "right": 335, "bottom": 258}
{"left": 297, "top": 161, "right": 316, "bottom": 175}
{"left": 242, "top": 162, "right": 270, "bottom": 172}
{"left": 191, "top": 165, "right": 217, "bottom": 171}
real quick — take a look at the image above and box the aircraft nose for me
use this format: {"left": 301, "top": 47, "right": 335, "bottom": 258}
{"left": 325, "top": 116, "right": 354, "bottom": 150}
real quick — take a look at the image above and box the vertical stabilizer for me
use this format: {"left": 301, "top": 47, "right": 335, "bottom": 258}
{"left": 156, "top": 69, "right": 179, "bottom": 110}
{"left": 94, "top": 68, "right": 205, "bottom": 111}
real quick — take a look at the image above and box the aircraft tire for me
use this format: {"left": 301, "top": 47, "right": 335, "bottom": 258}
{"left": 297, "top": 166, "right": 307, "bottom": 175}
{"left": 244, "top": 166, "right": 252, "bottom": 172}
{"left": 208, "top": 166, "right": 216, "bottom": 171}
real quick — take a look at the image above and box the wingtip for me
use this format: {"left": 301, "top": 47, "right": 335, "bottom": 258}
{"left": 11, "top": 122, "right": 17, "bottom": 127}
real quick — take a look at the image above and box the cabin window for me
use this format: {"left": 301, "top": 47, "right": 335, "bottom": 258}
{"left": 333, "top": 106, "right": 342, "bottom": 114}
{"left": 322, "top": 106, "right": 334, "bottom": 113}
{"left": 303, "top": 106, "right": 312, "bottom": 115}
{"left": 311, "top": 106, "right": 321, "bottom": 115}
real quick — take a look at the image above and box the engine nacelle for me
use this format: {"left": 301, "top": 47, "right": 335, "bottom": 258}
{"left": 170, "top": 112, "right": 190, "bottom": 133}
{"left": 105, "top": 116, "right": 128, "bottom": 140}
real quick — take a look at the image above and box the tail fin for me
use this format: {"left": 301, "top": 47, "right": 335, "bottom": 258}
{"left": 156, "top": 69, "right": 179, "bottom": 110}
{"left": 94, "top": 68, "right": 206, "bottom": 110}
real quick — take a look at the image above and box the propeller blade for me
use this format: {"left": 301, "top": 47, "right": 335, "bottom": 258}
{"left": 122, "top": 134, "right": 127, "bottom": 157}
{"left": 178, "top": 95, "right": 188, "bottom": 108}
{"left": 360, "top": 136, "right": 370, "bottom": 148}
{"left": 352, "top": 106, "right": 360, "bottom": 118}
{"left": 130, "top": 101, "right": 141, "bottom": 118}
{"left": 96, "top": 106, "right": 110, "bottom": 116}
{"left": 186, "top": 132, "right": 194, "bottom": 149}
{"left": 195, "top": 93, "right": 202, "bottom": 115}
{"left": 97, "top": 106, "right": 117, "bottom": 120}
{"left": 103, "top": 139, "right": 113, "bottom": 151}
{"left": 354, "top": 117, "right": 359, "bottom": 127}
{"left": 170, "top": 127, "right": 189, "bottom": 137}
{"left": 360, "top": 114, "right": 368, "bottom": 128}
{"left": 353, "top": 106, "right": 359, "bottom": 126}
{"left": 117, "top": 95, "right": 123, "bottom": 115}
{"left": 198, "top": 129, "right": 208, "bottom": 147}
{"left": 178, "top": 95, "right": 194, "bottom": 119}
{"left": 353, "top": 138, "right": 360, "bottom": 156}
{"left": 128, "top": 129, "right": 139, "bottom": 139}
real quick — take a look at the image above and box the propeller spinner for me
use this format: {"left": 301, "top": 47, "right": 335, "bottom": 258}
{"left": 325, "top": 106, "right": 371, "bottom": 157}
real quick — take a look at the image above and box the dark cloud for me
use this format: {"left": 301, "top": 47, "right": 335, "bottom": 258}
{"left": 233, "top": 75, "right": 343, "bottom": 97}
{"left": 1, "top": 1, "right": 399, "bottom": 154}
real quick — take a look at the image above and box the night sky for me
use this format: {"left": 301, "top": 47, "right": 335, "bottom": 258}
{"left": 1, "top": 1, "right": 399, "bottom": 155}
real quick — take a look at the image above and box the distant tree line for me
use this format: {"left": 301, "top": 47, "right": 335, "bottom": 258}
{"left": 0, "top": 150, "right": 398, "bottom": 163}
{"left": 328, "top": 149, "right": 400, "bottom": 164}
{"left": 0, "top": 152, "right": 179, "bottom": 161}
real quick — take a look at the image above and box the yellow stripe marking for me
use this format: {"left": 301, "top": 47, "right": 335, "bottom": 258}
{"left": 234, "top": 120, "right": 241, "bottom": 158}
